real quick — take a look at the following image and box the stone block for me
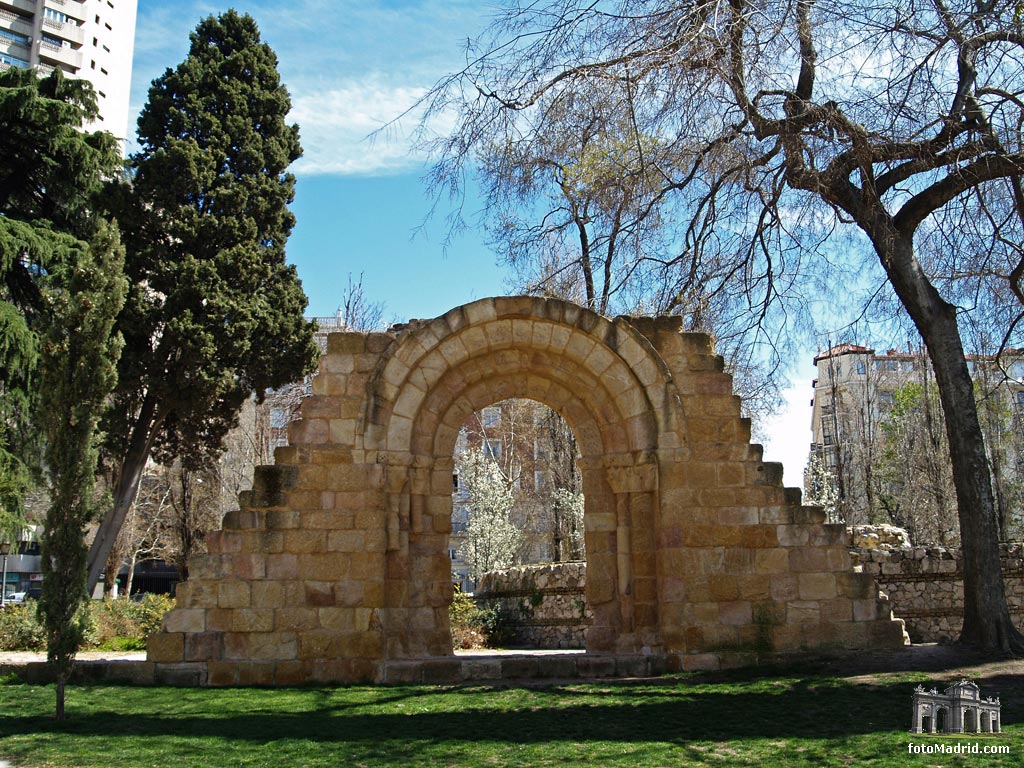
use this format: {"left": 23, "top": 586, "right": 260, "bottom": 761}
{"left": 275, "top": 607, "right": 320, "bottom": 632}
{"left": 184, "top": 631, "right": 223, "bottom": 662}
{"left": 681, "top": 653, "right": 720, "bottom": 672}
{"left": 218, "top": 581, "right": 251, "bottom": 609}
{"left": 789, "top": 547, "right": 829, "bottom": 573}
{"left": 786, "top": 600, "right": 820, "bottom": 623}
{"left": 718, "top": 601, "right": 752, "bottom": 626}
{"left": 770, "top": 573, "right": 799, "bottom": 602}
{"left": 238, "top": 662, "right": 277, "bottom": 687}
{"left": 231, "top": 608, "right": 275, "bottom": 633}
{"left": 798, "top": 573, "right": 837, "bottom": 601}
{"left": 154, "top": 663, "right": 206, "bottom": 687}
{"left": 754, "top": 548, "right": 790, "bottom": 574}
{"left": 164, "top": 608, "right": 206, "bottom": 634}
{"left": 147, "top": 632, "right": 184, "bottom": 663}
{"left": 838, "top": 572, "right": 879, "bottom": 599}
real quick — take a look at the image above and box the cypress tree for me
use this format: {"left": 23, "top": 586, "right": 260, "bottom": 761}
{"left": 88, "top": 11, "right": 318, "bottom": 589}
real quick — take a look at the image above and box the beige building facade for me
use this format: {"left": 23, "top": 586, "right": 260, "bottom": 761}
{"left": 0, "top": 0, "right": 138, "bottom": 140}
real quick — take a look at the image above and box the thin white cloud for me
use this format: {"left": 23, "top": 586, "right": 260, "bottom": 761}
{"left": 130, "top": 0, "right": 490, "bottom": 175}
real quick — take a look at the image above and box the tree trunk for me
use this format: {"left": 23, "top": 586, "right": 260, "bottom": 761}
{"left": 86, "top": 395, "right": 163, "bottom": 594}
{"left": 55, "top": 675, "right": 65, "bottom": 721}
{"left": 877, "top": 234, "right": 1023, "bottom": 652}
{"left": 125, "top": 551, "right": 137, "bottom": 597}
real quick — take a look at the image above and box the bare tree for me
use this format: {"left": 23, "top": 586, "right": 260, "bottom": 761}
{"left": 420, "top": 0, "right": 1024, "bottom": 651}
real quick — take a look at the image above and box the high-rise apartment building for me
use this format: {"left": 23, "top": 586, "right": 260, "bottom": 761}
{"left": 0, "top": 0, "right": 138, "bottom": 141}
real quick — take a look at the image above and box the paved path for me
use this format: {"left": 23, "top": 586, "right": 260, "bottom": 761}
{"left": 0, "top": 650, "right": 146, "bottom": 663}
{"left": 0, "top": 648, "right": 584, "bottom": 664}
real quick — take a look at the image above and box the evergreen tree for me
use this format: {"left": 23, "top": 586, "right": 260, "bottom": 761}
{"left": 88, "top": 11, "right": 318, "bottom": 590}
{"left": 0, "top": 67, "right": 126, "bottom": 718}
{"left": 39, "top": 220, "right": 126, "bottom": 720}
{"left": 0, "top": 68, "right": 120, "bottom": 531}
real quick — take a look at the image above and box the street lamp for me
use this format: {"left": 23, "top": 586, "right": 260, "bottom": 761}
{"left": 0, "top": 539, "right": 10, "bottom": 609}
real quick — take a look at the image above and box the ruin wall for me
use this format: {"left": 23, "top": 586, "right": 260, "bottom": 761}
{"left": 851, "top": 544, "right": 1024, "bottom": 642}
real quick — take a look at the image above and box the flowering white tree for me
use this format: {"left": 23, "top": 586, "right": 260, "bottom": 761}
{"left": 456, "top": 447, "right": 522, "bottom": 582}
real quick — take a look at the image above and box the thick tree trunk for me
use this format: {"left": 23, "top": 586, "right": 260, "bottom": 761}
{"left": 877, "top": 235, "right": 1023, "bottom": 652}
{"left": 86, "top": 395, "right": 163, "bottom": 595}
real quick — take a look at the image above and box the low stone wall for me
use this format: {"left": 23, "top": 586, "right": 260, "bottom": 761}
{"left": 850, "top": 543, "right": 1024, "bottom": 643}
{"left": 475, "top": 563, "right": 591, "bottom": 649}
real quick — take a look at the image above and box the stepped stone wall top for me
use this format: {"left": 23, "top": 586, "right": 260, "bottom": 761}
{"left": 146, "top": 296, "right": 905, "bottom": 685}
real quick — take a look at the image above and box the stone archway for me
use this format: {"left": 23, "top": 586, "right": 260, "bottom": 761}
{"left": 148, "top": 297, "right": 906, "bottom": 686}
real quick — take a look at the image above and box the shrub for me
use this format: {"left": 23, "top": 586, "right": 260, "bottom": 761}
{"left": 449, "top": 587, "right": 491, "bottom": 649}
{"left": 0, "top": 593, "right": 174, "bottom": 652}
{"left": 0, "top": 601, "right": 46, "bottom": 651}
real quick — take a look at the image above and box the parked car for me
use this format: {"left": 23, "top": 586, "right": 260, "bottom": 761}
{"left": 3, "top": 591, "right": 26, "bottom": 605}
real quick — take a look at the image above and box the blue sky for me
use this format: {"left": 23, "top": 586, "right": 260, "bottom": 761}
{"left": 129, "top": 0, "right": 813, "bottom": 483}
{"left": 131, "top": 0, "right": 506, "bottom": 323}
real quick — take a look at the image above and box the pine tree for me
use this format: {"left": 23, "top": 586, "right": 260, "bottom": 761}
{"left": 88, "top": 11, "right": 318, "bottom": 590}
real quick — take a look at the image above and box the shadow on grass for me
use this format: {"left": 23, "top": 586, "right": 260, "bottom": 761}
{"left": 0, "top": 677, "right": 974, "bottom": 745}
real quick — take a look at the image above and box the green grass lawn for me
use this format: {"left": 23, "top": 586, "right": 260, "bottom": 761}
{"left": 0, "top": 668, "right": 1019, "bottom": 767}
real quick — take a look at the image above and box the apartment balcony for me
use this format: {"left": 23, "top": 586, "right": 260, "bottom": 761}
{"left": 0, "top": 35, "right": 30, "bottom": 64}
{"left": 41, "top": 15, "right": 84, "bottom": 45}
{"left": 44, "top": 0, "right": 86, "bottom": 21}
{"left": 37, "top": 37, "right": 81, "bottom": 71}
{"left": 0, "top": 0, "right": 36, "bottom": 17}
{"left": 0, "top": 7, "right": 32, "bottom": 36}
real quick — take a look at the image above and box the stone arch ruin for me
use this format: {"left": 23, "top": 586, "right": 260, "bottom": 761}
{"left": 148, "top": 296, "right": 905, "bottom": 685}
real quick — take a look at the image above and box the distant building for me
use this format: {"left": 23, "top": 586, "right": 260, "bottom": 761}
{"left": 451, "top": 399, "right": 583, "bottom": 592}
{"left": 807, "top": 343, "right": 1024, "bottom": 536}
{"left": 911, "top": 680, "right": 1001, "bottom": 734}
{"left": 0, "top": 0, "right": 139, "bottom": 141}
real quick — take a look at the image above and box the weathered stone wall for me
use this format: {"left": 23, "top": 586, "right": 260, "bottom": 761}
{"left": 475, "top": 563, "right": 591, "bottom": 649}
{"left": 147, "top": 296, "right": 905, "bottom": 686}
{"left": 851, "top": 544, "right": 1024, "bottom": 642}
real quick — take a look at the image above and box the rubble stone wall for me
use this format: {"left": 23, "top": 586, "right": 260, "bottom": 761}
{"left": 851, "top": 544, "right": 1024, "bottom": 642}
{"left": 475, "top": 563, "right": 591, "bottom": 649}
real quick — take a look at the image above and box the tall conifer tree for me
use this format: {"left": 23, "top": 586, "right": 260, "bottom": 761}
{"left": 88, "top": 11, "right": 318, "bottom": 589}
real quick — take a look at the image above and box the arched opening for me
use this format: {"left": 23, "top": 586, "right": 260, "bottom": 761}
{"left": 981, "top": 711, "right": 991, "bottom": 733}
{"left": 921, "top": 714, "right": 932, "bottom": 733}
{"left": 964, "top": 708, "right": 976, "bottom": 733}
{"left": 936, "top": 708, "right": 948, "bottom": 733}
{"left": 449, "top": 398, "right": 587, "bottom": 650}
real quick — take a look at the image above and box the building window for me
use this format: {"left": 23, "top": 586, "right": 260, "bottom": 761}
{"left": 879, "top": 392, "right": 895, "bottom": 408}
{"left": 483, "top": 439, "right": 502, "bottom": 461}
{"left": 534, "top": 470, "right": 548, "bottom": 490}
{"left": 0, "top": 52, "right": 29, "bottom": 68}
{"left": 0, "top": 29, "right": 30, "bottom": 46}
{"left": 44, "top": 8, "right": 74, "bottom": 25}
{"left": 481, "top": 406, "right": 501, "bottom": 428}
{"left": 534, "top": 439, "right": 548, "bottom": 460}
{"left": 856, "top": 361, "right": 866, "bottom": 375}
{"left": 1015, "top": 391, "right": 1024, "bottom": 409}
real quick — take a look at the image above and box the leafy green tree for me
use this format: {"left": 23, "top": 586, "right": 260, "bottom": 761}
{"left": 87, "top": 10, "right": 318, "bottom": 592}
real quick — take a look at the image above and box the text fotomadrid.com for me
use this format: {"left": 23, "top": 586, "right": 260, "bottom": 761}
{"left": 908, "top": 743, "right": 1009, "bottom": 755}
